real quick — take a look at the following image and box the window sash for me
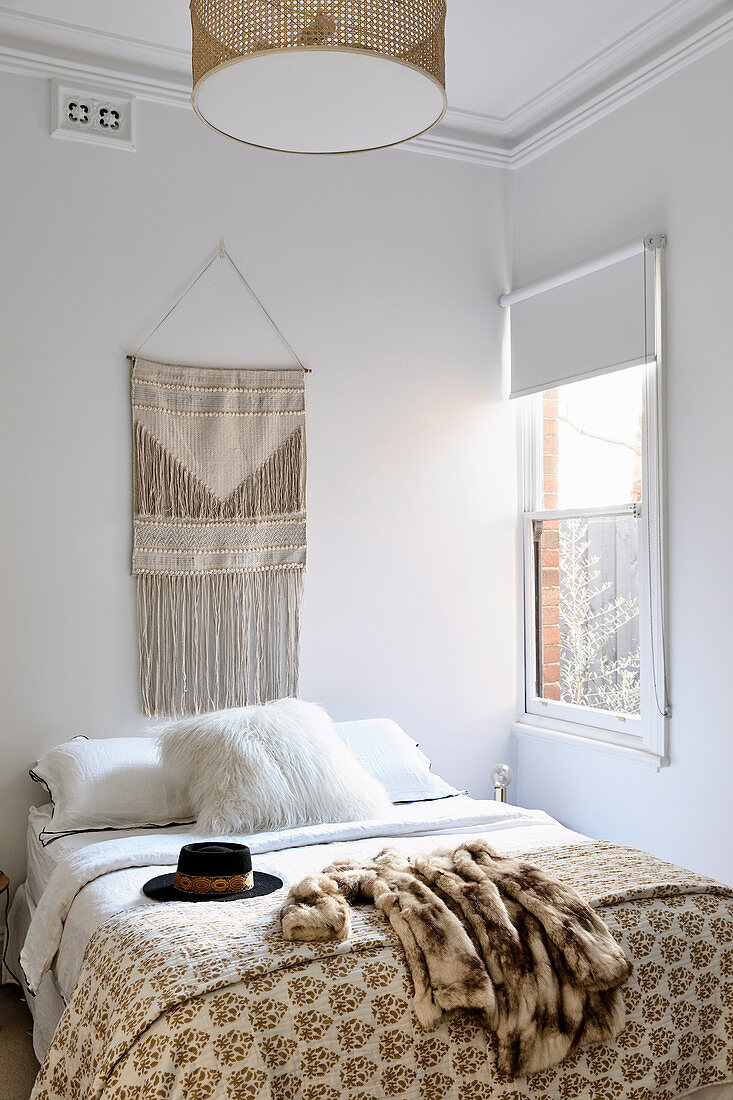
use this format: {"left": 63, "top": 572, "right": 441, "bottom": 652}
{"left": 522, "top": 505, "right": 644, "bottom": 740}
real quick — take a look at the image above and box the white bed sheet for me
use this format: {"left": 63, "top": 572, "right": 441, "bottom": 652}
{"left": 22, "top": 796, "right": 584, "bottom": 1001}
{"left": 25, "top": 805, "right": 198, "bottom": 906}
{"left": 3, "top": 885, "right": 66, "bottom": 1064}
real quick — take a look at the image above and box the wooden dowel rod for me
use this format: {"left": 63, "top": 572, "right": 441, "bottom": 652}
{"left": 126, "top": 353, "right": 311, "bottom": 372}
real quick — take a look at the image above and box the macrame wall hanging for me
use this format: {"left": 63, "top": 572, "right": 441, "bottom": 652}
{"left": 130, "top": 241, "right": 308, "bottom": 717}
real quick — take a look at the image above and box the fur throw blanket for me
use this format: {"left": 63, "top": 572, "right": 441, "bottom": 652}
{"left": 281, "top": 840, "right": 632, "bottom": 1077}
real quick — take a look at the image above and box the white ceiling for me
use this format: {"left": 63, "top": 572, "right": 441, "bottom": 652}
{"left": 449, "top": 0, "right": 695, "bottom": 118}
{"left": 1, "top": 0, "right": 732, "bottom": 164}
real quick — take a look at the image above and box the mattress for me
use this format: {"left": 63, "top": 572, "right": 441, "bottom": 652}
{"left": 25, "top": 804, "right": 196, "bottom": 906}
{"left": 26, "top": 807, "right": 58, "bottom": 906}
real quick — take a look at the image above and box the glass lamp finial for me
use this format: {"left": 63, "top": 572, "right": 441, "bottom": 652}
{"left": 490, "top": 763, "right": 514, "bottom": 802}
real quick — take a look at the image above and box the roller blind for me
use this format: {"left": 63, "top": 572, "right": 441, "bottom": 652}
{"left": 506, "top": 244, "right": 655, "bottom": 400}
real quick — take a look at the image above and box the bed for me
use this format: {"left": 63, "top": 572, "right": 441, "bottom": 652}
{"left": 5, "top": 794, "right": 733, "bottom": 1100}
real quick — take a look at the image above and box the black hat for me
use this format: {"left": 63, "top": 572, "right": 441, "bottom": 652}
{"left": 142, "top": 842, "right": 283, "bottom": 903}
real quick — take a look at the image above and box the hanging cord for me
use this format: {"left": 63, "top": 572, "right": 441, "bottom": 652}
{"left": 219, "top": 241, "right": 308, "bottom": 371}
{"left": 132, "top": 251, "right": 218, "bottom": 357}
{"left": 643, "top": 243, "right": 671, "bottom": 718}
{"left": 129, "top": 239, "right": 310, "bottom": 372}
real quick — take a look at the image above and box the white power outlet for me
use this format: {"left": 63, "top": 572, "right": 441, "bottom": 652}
{"left": 51, "top": 80, "right": 136, "bottom": 151}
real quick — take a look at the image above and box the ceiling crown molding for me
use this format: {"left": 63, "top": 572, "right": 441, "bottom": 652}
{"left": 508, "top": 0, "right": 733, "bottom": 165}
{"left": 0, "top": 1, "right": 731, "bottom": 168}
{"left": 0, "top": 8, "right": 193, "bottom": 106}
{"left": 410, "top": 106, "right": 513, "bottom": 168}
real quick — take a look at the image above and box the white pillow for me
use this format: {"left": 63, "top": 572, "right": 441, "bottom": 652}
{"left": 31, "top": 736, "right": 194, "bottom": 843}
{"left": 335, "top": 719, "right": 461, "bottom": 803}
{"left": 158, "top": 699, "right": 392, "bottom": 835}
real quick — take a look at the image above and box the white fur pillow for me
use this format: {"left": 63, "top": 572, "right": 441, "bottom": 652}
{"left": 158, "top": 699, "right": 392, "bottom": 835}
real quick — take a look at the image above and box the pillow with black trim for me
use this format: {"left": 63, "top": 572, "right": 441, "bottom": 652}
{"left": 335, "top": 718, "right": 462, "bottom": 803}
{"left": 31, "top": 736, "right": 194, "bottom": 844}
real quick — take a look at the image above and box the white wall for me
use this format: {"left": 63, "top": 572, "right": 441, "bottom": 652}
{"left": 512, "top": 41, "right": 733, "bottom": 883}
{"left": 6, "top": 38, "right": 729, "bottom": 897}
{"left": 0, "top": 72, "right": 517, "bottom": 889}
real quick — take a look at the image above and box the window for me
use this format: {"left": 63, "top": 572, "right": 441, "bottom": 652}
{"left": 504, "top": 238, "right": 669, "bottom": 765}
{"left": 519, "top": 362, "right": 667, "bottom": 761}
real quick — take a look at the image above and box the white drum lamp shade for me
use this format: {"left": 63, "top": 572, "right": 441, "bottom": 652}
{"left": 190, "top": 0, "right": 448, "bottom": 154}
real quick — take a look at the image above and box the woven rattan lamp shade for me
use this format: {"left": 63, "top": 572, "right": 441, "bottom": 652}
{"left": 190, "top": 0, "right": 447, "bottom": 154}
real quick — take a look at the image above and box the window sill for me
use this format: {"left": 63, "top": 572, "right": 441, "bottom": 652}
{"left": 512, "top": 718, "right": 668, "bottom": 771}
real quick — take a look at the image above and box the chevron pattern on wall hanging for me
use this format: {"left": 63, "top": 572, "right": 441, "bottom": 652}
{"left": 131, "top": 357, "right": 306, "bottom": 717}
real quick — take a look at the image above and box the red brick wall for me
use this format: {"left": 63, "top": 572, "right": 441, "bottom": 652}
{"left": 540, "top": 391, "right": 561, "bottom": 701}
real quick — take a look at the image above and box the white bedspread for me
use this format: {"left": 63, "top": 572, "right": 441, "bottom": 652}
{"left": 21, "top": 796, "right": 583, "bottom": 1000}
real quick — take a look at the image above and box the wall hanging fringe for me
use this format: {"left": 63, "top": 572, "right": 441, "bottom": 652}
{"left": 132, "top": 357, "right": 306, "bottom": 717}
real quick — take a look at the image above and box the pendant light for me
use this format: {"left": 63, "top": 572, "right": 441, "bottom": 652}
{"left": 190, "top": 1, "right": 447, "bottom": 154}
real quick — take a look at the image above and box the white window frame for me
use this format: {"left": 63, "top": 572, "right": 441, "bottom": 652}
{"left": 515, "top": 264, "right": 668, "bottom": 767}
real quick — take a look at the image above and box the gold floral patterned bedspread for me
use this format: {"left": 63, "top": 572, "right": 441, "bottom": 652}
{"left": 31, "top": 841, "right": 733, "bottom": 1100}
